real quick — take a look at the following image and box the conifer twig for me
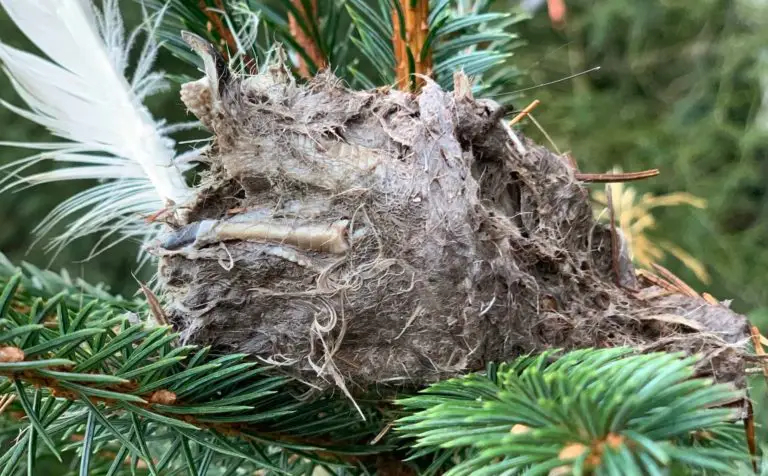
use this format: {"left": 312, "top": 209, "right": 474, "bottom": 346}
{"left": 636, "top": 269, "right": 678, "bottom": 293}
{"left": 200, "top": 0, "right": 238, "bottom": 55}
{"left": 198, "top": 0, "right": 257, "bottom": 72}
{"left": 702, "top": 292, "right": 720, "bottom": 305}
{"left": 0, "top": 268, "right": 385, "bottom": 471}
{"left": 745, "top": 399, "right": 758, "bottom": 472}
{"left": 651, "top": 263, "right": 700, "bottom": 298}
{"left": 289, "top": 0, "right": 326, "bottom": 77}
{"left": 508, "top": 99, "right": 541, "bottom": 125}
{"left": 137, "top": 281, "right": 169, "bottom": 327}
{"left": 750, "top": 326, "right": 768, "bottom": 381}
{"left": 398, "top": 349, "right": 748, "bottom": 475}
{"left": 392, "top": 0, "right": 431, "bottom": 90}
{"left": 0, "top": 355, "right": 371, "bottom": 464}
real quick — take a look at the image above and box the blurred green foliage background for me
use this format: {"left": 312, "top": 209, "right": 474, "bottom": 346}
{"left": 0, "top": 2, "right": 766, "bottom": 319}
{"left": 517, "top": 0, "right": 768, "bottom": 320}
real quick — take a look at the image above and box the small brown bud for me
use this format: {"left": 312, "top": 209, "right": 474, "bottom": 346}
{"left": 558, "top": 442, "right": 588, "bottom": 461}
{"left": 0, "top": 347, "right": 25, "bottom": 363}
{"left": 149, "top": 390, "right": 177, "bottom": 405}
{"left": 605, "top": 433, "right": 625, "bottom": 449}
{"left": 691, "top": 430, "right": 714, "bottom": 441}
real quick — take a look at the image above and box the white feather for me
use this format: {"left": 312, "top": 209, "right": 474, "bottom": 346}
{"left": 0, "top": 0, "right": 194, "bottom": 256}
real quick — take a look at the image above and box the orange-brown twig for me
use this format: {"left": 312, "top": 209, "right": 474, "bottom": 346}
{"left": 392, "top": 0, "right": 431, "bottom": 91}
{"left": 576, "top": 169, "right": 659, "bottom": 183}
{"left": 701, "top": 292, "right": 719, "bottom": 305}
{"left": 392, "top": 4, "right": 408, "bottom": 90}
{"left": 289, "top": 0, "right": 327, "bottom": 77}
{"left": 509, "top": 99, "right": 541, "bottom": 126}
{"left": 137, "top": 281, "right": 169, "bottom": 327}
{"left": 651, "top": 263, "right": 699, "bottom": 298}
{"left": 750, "top": 326, "right": 768, "bottom": 380}
{"left": 143, "top": 206, "right": 172, "bottom": 224}
{"left": 199, "top": 0, "right": 237, "bottom": 54}
{"left": 745, "top": 399, "right": 758, "bottom": 472}
{"left": 636, "top": 269, "right": 678, "bottom": 293}
{"left": 199, "top": 0, "right": 257, "bottom": 73}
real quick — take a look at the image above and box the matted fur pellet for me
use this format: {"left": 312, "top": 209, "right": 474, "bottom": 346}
{"left": 150, "top": 35, "right": 749, "bottom": 396}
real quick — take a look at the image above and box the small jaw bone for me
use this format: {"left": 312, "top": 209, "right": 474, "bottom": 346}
{"left": 161, "top": 219, "right": 351, "bottom": 255}
{"left": 207, "top": 220, "right": 350, "bottom": 254}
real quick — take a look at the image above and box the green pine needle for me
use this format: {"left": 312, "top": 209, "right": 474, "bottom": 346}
{"left": 0, "top": 254, "right": 383, "bottom": 474}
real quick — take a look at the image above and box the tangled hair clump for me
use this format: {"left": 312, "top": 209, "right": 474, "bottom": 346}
{"left": 151, "top": 36, "right": 749, "bottom": 397}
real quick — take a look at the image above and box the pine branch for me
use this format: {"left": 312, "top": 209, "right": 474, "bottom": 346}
{"left": 0, "top": 253, "right": 138, "bottom": 312}
{"left": 391, "top": 0, "right": 431, "bottom": 91}
{"left": 148, "top": 0, "right": 526, "bottom": 101}
{"left": 396, "top": 349, "right": 750, "bottom": 475}
{"left": 198, "top": 0, "right": 239, "bottom": 55}
{"left": 288, "top": 0, "right": 326, "bottom": 77}
{"left": 0, "top": 263, "right": 757, "bottom": 474}
{"left": 0, "top": 262, "right": 387, "bottom": 475}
